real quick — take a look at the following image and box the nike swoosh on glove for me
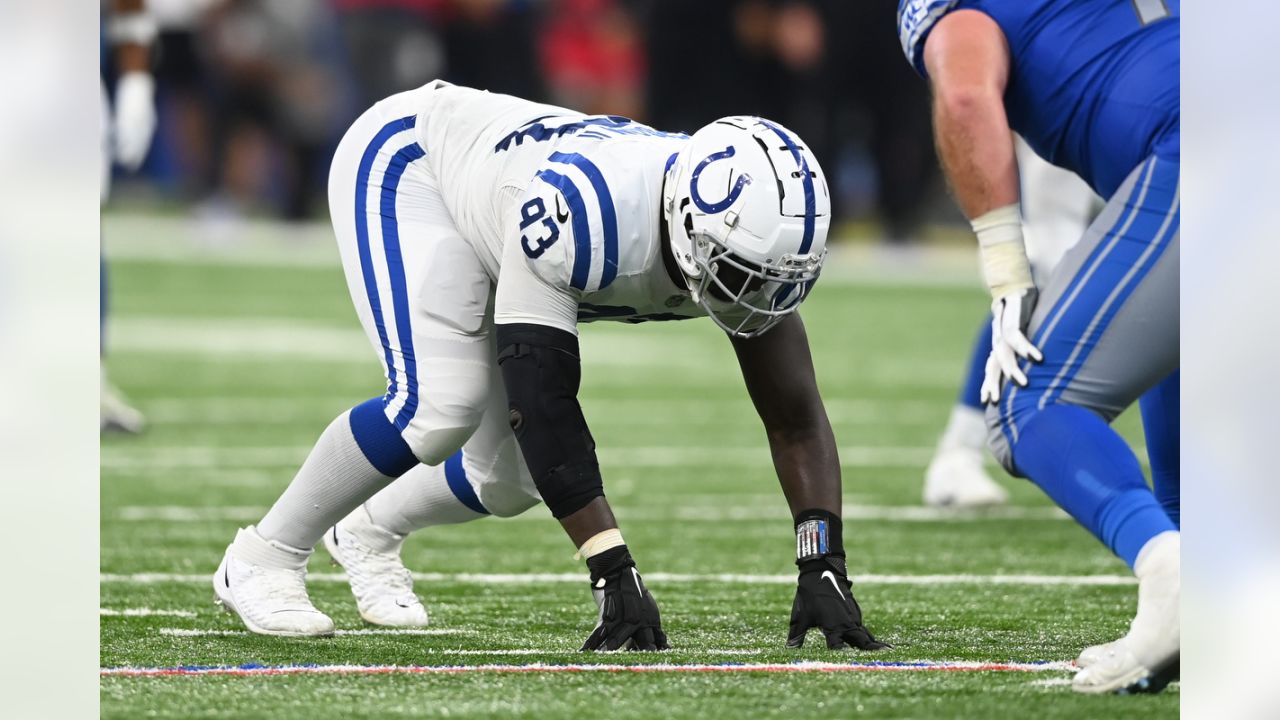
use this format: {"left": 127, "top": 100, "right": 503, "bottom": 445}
{"left": 581, "top": 546, "right": 669, "bottom": 651}
{"left": 787, "top": 557, "right": 889, "bottom": 650}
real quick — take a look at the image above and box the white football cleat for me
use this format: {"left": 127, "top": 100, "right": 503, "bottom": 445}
{"left": 1073, "top": 532, "right": 1180, "bottom": 694}
{"left": 323, "top": 507, "right": 429, "bottom": 628}
{"left": 923, "top": 447, "right": 1009, "bottom": 507}
{"left": 213, "top": 527, "right": 335, "bottom": 637}
{"left": 1075, "top": 639, "right": 1119, "bottom": 668}
{"left": 101, "top": 369, "right": 145, "bottom": 434}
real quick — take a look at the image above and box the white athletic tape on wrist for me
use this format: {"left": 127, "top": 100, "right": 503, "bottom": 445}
{"left": 972, "top": 203, "right": 1033, "bottom": 299}
{"left": 107, "top": 13, "right": 159, "bottom": 46}
{"left": 573, "top": 529, "right": 625, "bottom": 561}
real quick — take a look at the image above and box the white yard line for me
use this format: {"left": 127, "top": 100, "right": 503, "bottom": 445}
{"left": 101, "top": 444, "right": 939, "bottom": 470}
{"left": 158, "top": 628, "right": 471, "bottom": 638}
{"left": 139, "top": 396, "right": 944, "bottom": 427}
{"left": 102, "top": 571, "right": 1134, "bottom": 586}
{"left": 100, "top": 608, "right": 197, "bottom": 618}
{"left": 113, "top": 504, "right": 1066, "bottom": 524}
{"left": 101, "top": 659, "right": 1078, "bottom": 677}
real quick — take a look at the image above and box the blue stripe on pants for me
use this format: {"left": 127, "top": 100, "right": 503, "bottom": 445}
{"left": 444, "top": 451, "right": 490, "bottom": 515}
{"left": 1001, "top": 157, "right": 1179, "bottom": 445}
{"left": 354, "top": 115, "right": 417, "bottom": 420}
{"left": 378, "top": 142, "right": 428, "bottom": 430}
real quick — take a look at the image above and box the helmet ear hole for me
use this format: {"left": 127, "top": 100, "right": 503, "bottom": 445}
{"left": 682, "top": 213, "right": 694, "bottom": 237}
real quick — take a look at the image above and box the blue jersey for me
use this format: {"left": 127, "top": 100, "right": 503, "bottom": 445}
{"left": 898, "top": 0, "right": 1179, "bottom": 198}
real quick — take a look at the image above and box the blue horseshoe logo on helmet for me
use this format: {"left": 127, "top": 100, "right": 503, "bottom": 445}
{"left": 690, "top": 146, "right": 752, "bottom": 214}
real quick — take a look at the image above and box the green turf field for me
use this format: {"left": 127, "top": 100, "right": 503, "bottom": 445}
{"left": 100, "top": 215, "right": 1177, "bottom": 718}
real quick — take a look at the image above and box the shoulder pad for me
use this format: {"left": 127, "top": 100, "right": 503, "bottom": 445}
{"left": 897, "top": 0, "right": 960, "bottom": 77}
{"left": 518, "top": 151, "right": 622, "bottom": 293}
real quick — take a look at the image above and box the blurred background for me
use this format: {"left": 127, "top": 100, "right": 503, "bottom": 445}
{"left": 104, "top": 0, "right": 962, "bottom": 240}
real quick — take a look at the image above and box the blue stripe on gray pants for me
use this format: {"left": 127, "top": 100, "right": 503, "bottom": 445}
{"left": 996, "top": 155, "right": 1180, "bottom": 459}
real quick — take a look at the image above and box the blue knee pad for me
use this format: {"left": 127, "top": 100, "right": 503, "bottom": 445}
{"left": 1011, "top": 403, "right": 1175, "bottom": 568}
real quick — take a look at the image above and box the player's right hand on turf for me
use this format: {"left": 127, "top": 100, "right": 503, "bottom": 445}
{"left": 787, "top": 556, "right": 889, "bottom": 650}
{"left": 581, "top": 546, "right": 669, "bottom": 651}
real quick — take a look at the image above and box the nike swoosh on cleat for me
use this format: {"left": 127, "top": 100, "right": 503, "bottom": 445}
{"left": 631, "top": 568, "right": 644, "bottom": 596}
{"left": 821, "top": 570, "right": 845, "bottom": 601}
{"left": 224, "top": 566, "right": 230, "bottom": 588}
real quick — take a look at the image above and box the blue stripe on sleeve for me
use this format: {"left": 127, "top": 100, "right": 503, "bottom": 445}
{"left": 444, "top": 451, "right": 490, "bottom": 515}
{"left": 534, "top": 168, "right": 593, "bottom": 290}
{"left": 354, "top": 115, "right": 417, "bottom": 415}
{"left": 548, "top": 152, "right": 619, "bottom": 289}
{"left": 758, "top": 119, "right": 816, "bottom": 254}
{"left": 379, "top": 141, "right": 428, "bottom": 430}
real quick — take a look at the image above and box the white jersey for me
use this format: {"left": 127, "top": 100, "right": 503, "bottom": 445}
{"left": 387, "top": 81, "right": 699, "bottom": 335}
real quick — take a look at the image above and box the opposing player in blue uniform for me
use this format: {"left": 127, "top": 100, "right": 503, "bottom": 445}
{"left": 898, "top": 0, "right": 1180, "bottom": 693}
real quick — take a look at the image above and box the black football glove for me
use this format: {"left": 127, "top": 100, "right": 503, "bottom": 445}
{"left": 787, "top": 556, "right": 888, "bottom": 650}
{"left": 580, "top": 546, "right": 669, "bottom": 652}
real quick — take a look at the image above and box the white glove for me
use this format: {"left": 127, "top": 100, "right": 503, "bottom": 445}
{"left": 980, "top": 287, "right": 1043, "bottom": 403}
{"left": 112, "top": 71, "right": 157, "bottom": 171}
{"left": 972, "top": 204, "right": 1043, "bottom": 404}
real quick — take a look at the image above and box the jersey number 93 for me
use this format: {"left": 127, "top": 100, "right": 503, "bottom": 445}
{"left": 520, "top": 196, "right": 561, "bottom": 259}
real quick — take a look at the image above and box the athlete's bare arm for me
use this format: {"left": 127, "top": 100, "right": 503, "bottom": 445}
{"left": 924, "top": 10, "right": 1019, "bottom": 220}
{"left": 730, "top": 313, "right": 840, "bottom": 515}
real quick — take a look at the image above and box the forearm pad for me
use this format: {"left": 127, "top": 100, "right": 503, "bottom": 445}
{"left": 496, "top": 323, "right": 603, "bottom": 519}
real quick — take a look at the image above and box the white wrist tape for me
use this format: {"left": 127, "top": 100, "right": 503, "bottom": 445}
{"left": 107, "top": 13, "right": 159, "bottom": 46}
{"left": 573, "top": 528, "right": 625, "bottom": 561}
{"left": 971, "top": 203, "right": 1033, "bottom": 299}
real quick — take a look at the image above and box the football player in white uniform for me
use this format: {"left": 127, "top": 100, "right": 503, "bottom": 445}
{"left": 213, "top": 81, "right": 886, "bottom": 652}
{"left": 101, "top": 0, "right": 159, "bottom": 433}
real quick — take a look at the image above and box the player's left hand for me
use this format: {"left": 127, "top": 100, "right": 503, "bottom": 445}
{"left": 581, "top": 547, "right": 669, "bottom": 651}
{"left": 980, "top": 287, "right": 1043, "bottom": 403}
{"left": 787, "top": 556, "right": 889, "bottom": 650}
{"left": 113, "top": 71, "right": 157, "bottom": 171}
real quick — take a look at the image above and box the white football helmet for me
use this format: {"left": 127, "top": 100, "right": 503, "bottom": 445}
{"left": 663, "top": 116, "right": 831, "bottom": 337}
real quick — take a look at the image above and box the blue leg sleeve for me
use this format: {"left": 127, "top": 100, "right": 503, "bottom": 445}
{"left": 1139, "top": 371, "right": 1180, "bottom": 527}
{"left": 1013, "top": 404, "right": 1176, "bottom": 569}
{"left": 349, "top": 397, "right": 419, "bottom": 478}
{"left": 958, "top": 317, "right": 994, "bottom": 411}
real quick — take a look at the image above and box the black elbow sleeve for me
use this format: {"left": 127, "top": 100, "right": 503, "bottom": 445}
{"left": 495, "top": 323, "right": 603, "bottom": 519}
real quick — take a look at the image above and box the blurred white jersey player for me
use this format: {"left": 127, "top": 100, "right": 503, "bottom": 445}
{"left": 101, "top": 0, "right": 159, "bottom": 433}
{"left": 922, "top": 137, "right": 1099, "bottom": 506}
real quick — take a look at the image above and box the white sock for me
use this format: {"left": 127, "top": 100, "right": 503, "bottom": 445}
{"left": 363, "top": 462, "right": 487, "bottom": 536}
{"left": 1128, "top": 530, "right": 1180, "bottom": 668}
{"left": 338, "top": 504, "right": 406, "bottom": 555}
{"left": 256, "top": 410, "right": 397, "bottom": 551}
{"left": 229, "top": 525, "right": 310, "bottom": 571}
{"left": 937, "top": 404, "right": 988, "bottom": 453}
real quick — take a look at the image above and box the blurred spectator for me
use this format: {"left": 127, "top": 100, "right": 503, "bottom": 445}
{"left": 642, "top": 0, "right": 939, "bottom": 239}
{"left": 538, "top": 0, "right": 645, "bottom": 119}
{"left": 332, "top": 0, "right": 448, "bottom": 108}
{"left": 200, "top": 0, "right": 350, "bottom": 220}
{"left": 443, "top": 0, "right": 544, "bottom": 99}
{"left": 110, "top": 0, "right": 944, "bottom": 235}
